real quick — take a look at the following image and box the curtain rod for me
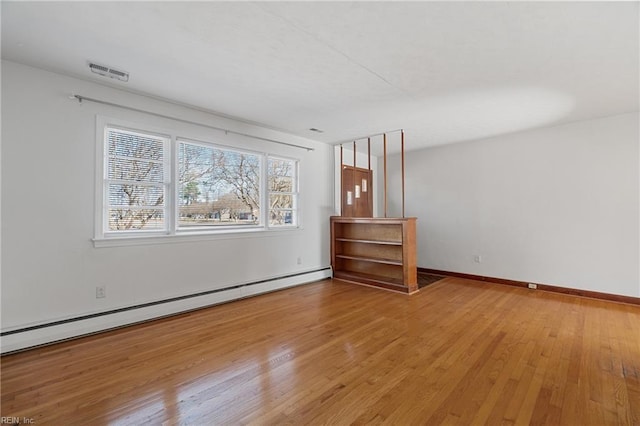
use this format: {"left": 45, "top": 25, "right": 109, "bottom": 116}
{"left": 70, "top": 94, "right": 314, "bottom": 152}
{"left": 333, "top": 129, "right": 404, "bottom": 146}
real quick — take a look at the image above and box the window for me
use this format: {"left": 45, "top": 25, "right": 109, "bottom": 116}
{"left": 268, "top": 156, "right": 298, "bottom": 226}
{"left": 98, "top": 121, "right": 300, "bottom": 241}
{"left": 105, "top": 127, "right": 170, "bottom": 232}
{"left": 178, "top": 139, "right": 261, "bottom": 229}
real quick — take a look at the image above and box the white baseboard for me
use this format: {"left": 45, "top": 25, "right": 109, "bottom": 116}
{"left": 1, "top": 268, "right": 331, "bottom": 354}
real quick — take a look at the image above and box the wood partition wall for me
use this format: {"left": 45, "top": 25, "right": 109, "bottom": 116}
{"left": 331, "top": 130, "right": 418, "bottom": 294}
{"left": 338, "top": 131, "right": 406, "bottom": 218}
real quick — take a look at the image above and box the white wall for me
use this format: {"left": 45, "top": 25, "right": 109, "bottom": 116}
{"left": 392, "top": 112, "right": 639, "bottom": 297}
{"left": 1, "top": 61, "right": 334, "bottom": 351}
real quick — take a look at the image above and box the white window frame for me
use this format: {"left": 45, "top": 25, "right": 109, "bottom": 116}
{"left": 175, "top": 137, "right": 264, "bottom": 233}
{"left": 105, "top": 127, "right": 171, "bottom": 235}
{"left": 94, "top": 116, "right": 302, "bottom": 247}
{"left": 267, "top": 155, "right": 299, "bottom": 228}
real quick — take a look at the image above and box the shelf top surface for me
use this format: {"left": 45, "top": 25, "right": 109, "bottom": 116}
{"left": 330, "top": 216, "right": 417, "bottom": 224}
{"left": 335, "top": 254, "right": 402, "bottom": 265}
{"left": 335, "top": 237, "right": 402, "bottom": 245}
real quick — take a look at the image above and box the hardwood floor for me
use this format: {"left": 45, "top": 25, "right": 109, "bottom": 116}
{"left": 2, "top": 277, "right": 639, "bottom": 425}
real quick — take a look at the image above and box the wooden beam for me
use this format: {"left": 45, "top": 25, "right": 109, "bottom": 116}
{"left": 383, "top": 133, "right": 387, "bottom": 218}
{"left": 401, "top": 129, "right": 405, "bottom": 218}
{"left": 340, "top": 144, "right": 343, "bottom": 216}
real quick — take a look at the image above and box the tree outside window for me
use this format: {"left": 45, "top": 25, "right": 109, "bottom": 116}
{"left": 178, "top": 141, "right": 261, "bottom": 228}
{"left": 106, "top": 128, "right": 168, "bottom": 231}
{"left": 268, "top": 157, "right": 298, "bottom": 226}
{"left": 102, "top": 126, "right": 299, "bottom": 235}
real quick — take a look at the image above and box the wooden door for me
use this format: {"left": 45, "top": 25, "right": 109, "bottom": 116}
{"left": 341, "top": 166, "right": 373, "bottom": 217}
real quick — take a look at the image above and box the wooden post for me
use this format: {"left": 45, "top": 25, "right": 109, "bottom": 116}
{"left": 353, "top": 141, "right": 357, "bottom": 214}
{"left": 401, "top": 129, "right": 405, "bottom": 218}
{"left": 353, "top": 140, "right": 357, "bottom": 191}
{"left": 368, "top": 137, "right": 372, "bottom": 218}
{"left": 340, "top": 144, "right": 343, "bottom": 216}
{"left": 383, "top": 133, "right": 387, "bottom": 218}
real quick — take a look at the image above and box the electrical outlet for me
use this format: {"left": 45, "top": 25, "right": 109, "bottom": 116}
{"left": 474, "top": 255, "right": 482, "bottom": 263}
{"left": 96, "top": 285, "right": 106, "bottom": 298}
{"left": 528, "top": 283, "right": 537, "bottom": 289}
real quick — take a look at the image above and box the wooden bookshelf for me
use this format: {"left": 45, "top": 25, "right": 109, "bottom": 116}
{"left": 330, "top": 216, "right": 418, "bottom": 294}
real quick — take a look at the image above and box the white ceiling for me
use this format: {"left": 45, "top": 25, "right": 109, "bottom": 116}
{"left": 2, "top": 1, "right": 638, "bottom": 151}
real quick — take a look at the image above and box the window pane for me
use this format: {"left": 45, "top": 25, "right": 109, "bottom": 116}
{"left": 270, "top": 210, "right": 294, "bottom": 226}
{"left": 178, "top": 141, "right": 261, "bottom": 228}
{"left": 105, "top": 127, "right": 168, "bottom": 233}
{"left": 108, "top": 184, "right": 164, "bottom": 207}
{"left": 268, "top": 158, "right": 294, "bottom": 192}
{"left": 108, "top": 130, "right": 164, "bottom": 162}
{"left": 108, "top": 208, "right": 164, "bottom": 230}
{"left": 269, "top": 194, "right": 293, "bottom": 209}
{"left": 268, "top": 157, "right": 297, "bottom": 227}
{"left": 270, "top": 176, "right": 293, "bottom": 193}
{"left": 108, "top": 157, "right": 163, "bottom": 183}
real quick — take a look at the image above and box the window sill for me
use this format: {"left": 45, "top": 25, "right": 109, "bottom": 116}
{"left": 93, "top": 226, "right": 302, "bottom": 248}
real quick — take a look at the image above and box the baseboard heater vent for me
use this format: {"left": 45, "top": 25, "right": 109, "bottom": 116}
{"left": 1, "top": 267, "right": 332, "bottom": 354}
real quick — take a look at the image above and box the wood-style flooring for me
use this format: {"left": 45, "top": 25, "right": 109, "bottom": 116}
{"left": 2, "top": 277, "right": 639, "bottom": 425}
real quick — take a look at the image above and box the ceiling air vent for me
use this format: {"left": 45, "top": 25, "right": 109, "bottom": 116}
{"left": 88, "top": 62, "right": 129, "bottom": 82}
